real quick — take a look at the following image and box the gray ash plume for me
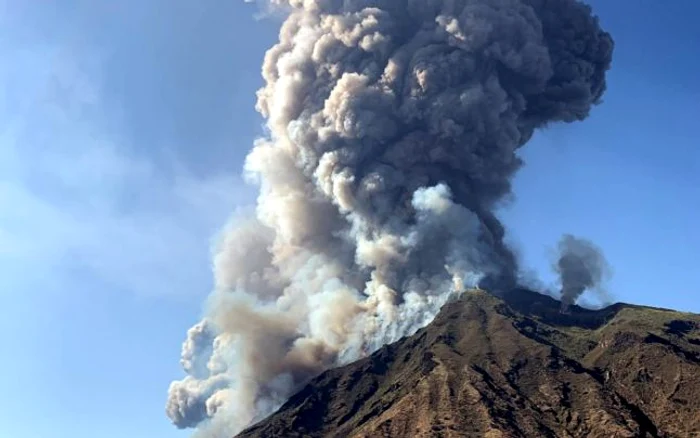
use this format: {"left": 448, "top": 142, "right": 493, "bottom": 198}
{"left": 555, "top": 234, "right": 612, "bottom": 311}
{"left": 165, "top": 0, "right": 614, "bottom": 435}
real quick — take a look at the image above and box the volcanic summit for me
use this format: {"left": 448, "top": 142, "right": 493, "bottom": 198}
{"left": 238, "top": 289, "right": 700, "bottom": 438}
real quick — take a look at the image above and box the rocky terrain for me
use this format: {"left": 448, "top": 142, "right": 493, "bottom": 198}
{"left": 237, "top": 289, "right": 700, "bottom": 438}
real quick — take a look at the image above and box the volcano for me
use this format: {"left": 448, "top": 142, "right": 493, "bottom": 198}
{"left": 237, "top": 289, "right": 700, "bottom": 438}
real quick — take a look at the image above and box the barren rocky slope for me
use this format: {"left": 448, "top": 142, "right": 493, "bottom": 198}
{"left": 238, "top": 289, "right": 700, "bottom": 438}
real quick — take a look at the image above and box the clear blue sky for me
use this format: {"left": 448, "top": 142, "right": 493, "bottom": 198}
{"left": 0, "top": 1, "right": 697, "bottom": 437}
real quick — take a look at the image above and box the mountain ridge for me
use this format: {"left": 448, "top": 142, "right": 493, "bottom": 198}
{"left": 237, "top": 289, "right": 700, "bottom": 438}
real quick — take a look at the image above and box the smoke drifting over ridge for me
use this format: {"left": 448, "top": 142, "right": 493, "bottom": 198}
{"left": 166, "top": 0, "right": 613, "bottom": 435}
{"left": 556, "top": 234, "right": 612, "bottom": 310}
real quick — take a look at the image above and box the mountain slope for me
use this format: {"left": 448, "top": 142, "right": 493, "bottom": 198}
{"left": 237, "top": 289, "right": 700, "bottom": 438}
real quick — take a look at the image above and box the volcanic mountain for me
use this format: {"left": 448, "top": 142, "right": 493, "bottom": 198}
{"left": 237, "top": 289, "right": 700, "bottom": 438}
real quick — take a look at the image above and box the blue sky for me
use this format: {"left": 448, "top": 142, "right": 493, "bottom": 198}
{"left": 1, "top": 1, "right": 697, "bottom": 438}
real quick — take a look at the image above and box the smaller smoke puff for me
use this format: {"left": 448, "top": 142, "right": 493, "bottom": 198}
{"left": 555, "top": 234, "right": 611, "bottom": 309}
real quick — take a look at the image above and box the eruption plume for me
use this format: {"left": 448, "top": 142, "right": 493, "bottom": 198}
{"left": 555, "top": 234, "right": 612, "bottom": 311}
{"left": 166, "top": 0, "right": 613, "bottom": 435}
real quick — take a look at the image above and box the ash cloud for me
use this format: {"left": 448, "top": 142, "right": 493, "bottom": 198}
{"left": 555, "top": 234, "right": 612, "bottom": 310}
{"left": 166, "top": 0, "right": 613, "bottom": 435}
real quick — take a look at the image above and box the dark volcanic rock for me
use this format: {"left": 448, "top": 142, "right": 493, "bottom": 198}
{"left": 237, "top": 289, "right": 700, "bottom": 438}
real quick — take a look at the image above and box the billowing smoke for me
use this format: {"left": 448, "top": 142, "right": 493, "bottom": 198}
{"left": 555, "top": 234, "right": 612, "bottom": 310}
{"left": 166, "top": 0, "right": 613, "bottom": 435}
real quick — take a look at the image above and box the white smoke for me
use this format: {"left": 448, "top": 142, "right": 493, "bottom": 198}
{"left": 166, "top": 0, "right": 613, "bottom": 435}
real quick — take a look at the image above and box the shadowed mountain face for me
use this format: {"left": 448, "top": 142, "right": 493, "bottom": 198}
{"left": 237, "top": 289, "right": 700, "bottom": 438}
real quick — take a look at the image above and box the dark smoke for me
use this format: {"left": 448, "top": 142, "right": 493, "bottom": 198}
{"left": 166, "top": 0, "right": 613, "bottom": 435}
{"left": 555, "top": 234, "right": 612, "bottom": 310}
